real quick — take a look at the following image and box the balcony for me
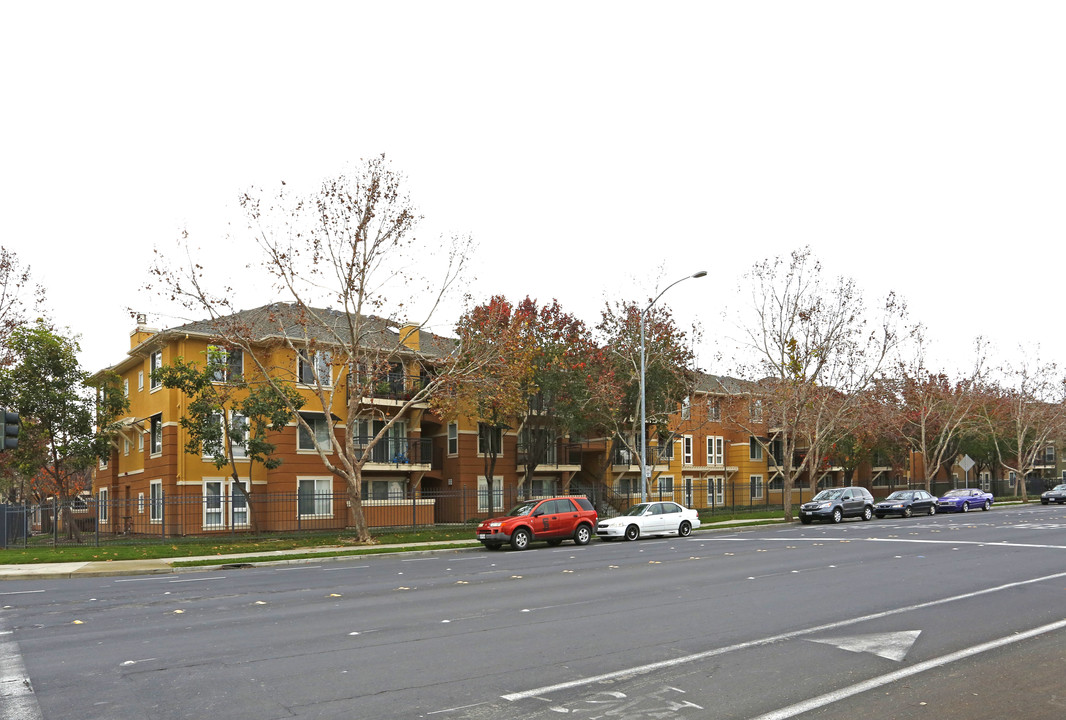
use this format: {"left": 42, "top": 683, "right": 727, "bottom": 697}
{"left": 356, "top": 436, "right": 433, "bottom": 466}
{"left": 351, "top": 372, "right": 427, "bottom": 402}
{"left": 516, "top": 441, "right": 584, "bottom": 469}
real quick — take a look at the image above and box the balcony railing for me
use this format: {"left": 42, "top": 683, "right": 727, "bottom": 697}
{"left": 355, "top": 436, "right": 433, "bottom": 465}
{"left": 611, "top": 445, "right": 672, "bottom": 466}
{"left": 353, "top": 372, "right": 427, "bottom": 401}
{"left": 516, "top": 442, "right": 584, "bottom": 468}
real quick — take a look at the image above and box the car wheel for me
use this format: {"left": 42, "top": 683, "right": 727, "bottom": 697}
{"left": 800, "top": 516, "right": 812, "bottom": 525}
{"left": 903, "top": 506, "right": 912, "bottom": 518}
{"left": 546, "top": 539, "right": 563, "bottom": 546}
{"left": 624, "top": 524, "right": 640, "bottom": 541}
{"left": 484, "top": 542, "right": 502, "bottom": 551}
{"left": 510, "top": 528, "right": 532, "bottom": 551}
{"left": 875, "top": 513, "right": 885, "bottom": 519}
{"left": 831, "top": 508, "right": 843, "bottom": 524}
{"left": 862, "top": 506, "right": 873, "bottom": 521}
{"left": 574, "top": 525, "right": 591, "bottom": 546}
{"left": 982, "top": 500, "right": 991, "bottom": 511}
{"left": 678, "top": 520, "right": 692, "bottom": 537}
{"left": 929, "top": 504, "right": 936, "bottom": 516}
{"left": 961, "top": 502, "right": 970, "bottom": 513}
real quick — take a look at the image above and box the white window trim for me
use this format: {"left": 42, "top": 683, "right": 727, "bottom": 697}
{"left": 656, "top": 474, "right": 674, "bottom": 499}
{"left": 149, "top": 480, "right": 163, "bottom": 523}
{"left": 682, "top": 435, "right": 693, "bottom": 466}
{"left": 138, "top": 370, "right": 144, "bottom": 391}
{"left": 297, "top": 476, "right": 333, "bottom": 518}
{"left": 750, "top": 474, "right": 764, "bottom": 500}
{"left": 447, "top": 422, "right": 458, "bottom": 456}
{"left": 99, "top": 488, "right": 109, "bottom": 525}
{"left": 150, "top": 351, "right": 163, "bottom": 392}
{"left": 750, "top": 437, "right": 763, "bottom": 462}
{"left": 298, "top": 349, "right": 333, "bottom": 387}
{"left": 477, "top": 476, "right": 505, "bottom": 513}
{"left": 297, "top": 415, "right": 332, "bottom": 453}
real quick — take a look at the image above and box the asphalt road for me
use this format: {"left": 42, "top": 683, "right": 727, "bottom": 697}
{"left": 3, "top": 503, "right": 1066, "bottom": 719}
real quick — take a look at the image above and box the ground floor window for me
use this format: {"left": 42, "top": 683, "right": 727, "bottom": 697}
{"left": 529, "top": 477, "right": 556, "bottom": 497}
{"left": 616, "top": 476, "right": 641, "bottom": 496}
{"left": 298, "top": 477, "right": 333, "bottom": 517}
{"left": 708, "top": 476, "right": 725, "bottom": 505}
{"left": 655, "top": 475, "right": 674, "bottom": 499}
{"left": 750, "top": 474, "right": 764, "bottom": 500}
{"left": 149, "top": 480, "right": 163, "bottom": 523}
{"left": 98, "top": 488, "right": 109, "bottom": 524}
{"left": 361, "top": 479, "right": 405, "bottom": 501}
{"left": 203, "top": 479, "right": 248, "bottom": 529}
{"left": 478, "top": 477, "right": 504, "bottom": 513}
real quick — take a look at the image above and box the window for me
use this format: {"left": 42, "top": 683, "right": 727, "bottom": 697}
{"left": 149, "top": 480, "right": 163, "bottom": 523}
{"left": 681, "top": 396, "right": 691, "bottom": 420}
{"left": 150, "top": 351, "right": 162, "bottom": 391}
{"left": 205, "top": 412, "right": 248, "bottom": 459}
{"left": 478, "top": 477, "right": 504, "bottom": 512}
{"left": 617, "top": 476, "right": 641, "bottom": 496}
{"left": 683, "top": 435, "right": 693, "bottom": 465}
{"left": 656, "top": 475, "right": 674, "bottom": 499}
{"left": 1046, "top": 446, "right": 1056, "bottom": 463}
{"left": 478, "top": 423, "right": 502, "bottom": 456}
{"left": 208, "top": 345, "right": 243, "bottom": 383}
{"left": 203, "top": 480, "right": 248, "bottom": 528}
{"left": 361, "top": 479, "right": 404, "bottom": 501}
{"left": 750, "top": 437, "right": 763, "bottom": 461}
{"left": 298, "top": 477, "right": 332, "bottom": 517}
{"left": 707, "top": 436, "right": 724, "bottom": 466}
{"left": 708, "top": 398, "right": 721, "bottom": 422}
{"left": 749, "top": 399, "right": 763, "bottom": 422}
{"left": 750, "top": 474, "right": 764, "bottom": 499}
{"left": 530, "top": 477, "right": 555, "bottom": 497}
{"left": 123, "top": 378, "right": 129, "bottom": 397}
{"left": 768, "top": 475, "right": 783, "bottom": 491}
{"left": 99, "top": 455, "right": 108, "bottom": 470}
{"left": 138, "top": 430, "right": 144, "bottom": 452}
{"left": 298, "top": 349, "right": 332, "bottom": 386}
{"left": 98, "top": 488, "right": 108, "bottom": 524}
{"left": 150, "top": 415, "right": 162, "bottom": 455}
{"left": 123, "top": 437, "right": 130, "bottom": 456}
{"left": 137, "top": 492, "right": 144, "bottom": 514}
{"left": 138, "top": 370, "right": 144, "bottom": 391}
{"left": 447, "top": 423, "right": 458, "bottom": 455}
{"left": 709, "top": 476, "right": 725, "bottom": 505}
{"left": 298, "top": 414, "right": 332, "bottom": 452}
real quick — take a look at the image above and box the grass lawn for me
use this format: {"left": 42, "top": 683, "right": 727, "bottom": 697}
{"left": 1, "top": 514, "right": 785, "bottom": 565}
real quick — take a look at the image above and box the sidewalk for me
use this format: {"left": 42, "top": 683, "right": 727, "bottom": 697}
{"left": 0, "top": 518, "right": 784, "bottom": 580}
{"left": 0, "top": 540, "right": 484, "bottom": 580}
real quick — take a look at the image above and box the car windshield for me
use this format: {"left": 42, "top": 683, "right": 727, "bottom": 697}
{"left": 1054, "top": 485, "right": 1066, "bottom": 491}
{"left": 886, "top": 492, "right": 910, "bottom": 500}
{"left": 812, "top": 489, "right": 845, "bottom": 501}
{"left": 624, "top": 503, "right": 651, "bottom": 516}
{"left": 942, "top": 490, "right": 969, "bottom": 498}
{"left": 505, "top": 501, "right": 539, "bottom": 517}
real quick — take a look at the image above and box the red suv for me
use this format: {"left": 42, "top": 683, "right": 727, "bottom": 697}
{"left": 476, "top": 496, "right": 598, "bottom": 550}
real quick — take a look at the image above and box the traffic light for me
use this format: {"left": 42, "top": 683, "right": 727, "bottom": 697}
{"left": 1, "top": 410, "right": 18, "bottom": 451}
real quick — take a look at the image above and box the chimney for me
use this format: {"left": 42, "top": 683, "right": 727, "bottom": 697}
{"left": 399, "top": 323, "right": 420, "bottom": 352}
{"left": 130, "top": 313, "right": 159, "bottom": 350}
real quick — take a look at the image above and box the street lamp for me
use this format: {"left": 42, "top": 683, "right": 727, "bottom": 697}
{"left": 640, "top": 270, "right": 707, "bottom": 502}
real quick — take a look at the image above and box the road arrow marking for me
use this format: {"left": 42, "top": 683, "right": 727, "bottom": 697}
{"left": 809, "top": 631, "right": 921, "bottom": 661}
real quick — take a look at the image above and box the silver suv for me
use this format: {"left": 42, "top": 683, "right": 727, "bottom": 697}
{"left": 799, "top": 486, "right": 875, "bottom": 524}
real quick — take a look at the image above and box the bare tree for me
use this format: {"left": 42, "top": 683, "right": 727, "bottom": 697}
{"left": 981, "top": 355, "right": 1066, "bottom": 502}
{"left": 881, "top": 336, "right": 986, "bottom": 491}
{"left": 730, "top": 247, "right": 910, "bottom": 520}
{"left": 154, "top": 156, "right": 499, "bottom": 542}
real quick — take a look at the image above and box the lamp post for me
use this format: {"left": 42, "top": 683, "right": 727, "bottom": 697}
{"left": 640, "top": 270, "right": 707, "bottom": 502}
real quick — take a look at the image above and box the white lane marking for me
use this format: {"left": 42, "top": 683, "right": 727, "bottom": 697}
{"left": 0, "top": 590, "right": 45, "bottom": 596}
{"left": 166, "top": 576, "right": 227, "bottom": 583}
{"left": 0, "top": 623, "right": 44, "bottom": 720}
{"left": 867, "top": 538, "right": 1066, "bottom": 550}
{"left": 322, "top": 565, "right": 370, "bottom": 572}
{"left": 749, "top": 618, "right": 1066, "bottom": 720}
{"left": 809, "top": 630, "right": 921, "bottom": 662}
{"left": 501, "top": 569, "right": 1066, "bottom": 702}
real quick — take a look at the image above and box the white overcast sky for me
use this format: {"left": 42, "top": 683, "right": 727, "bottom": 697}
{"left": 2, "top": 1, "right": 1064, "bottom": 378}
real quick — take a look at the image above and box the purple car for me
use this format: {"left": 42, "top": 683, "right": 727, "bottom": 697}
{"left": 937, "top": 488, "right": 993, "bottom": 513}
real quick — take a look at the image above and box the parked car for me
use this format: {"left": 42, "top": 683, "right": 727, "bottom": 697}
{"left": 874, "top": 489, "right": 937, "bottom": 518}
{"left": 476, "top": 496, "right": 597, "bottom": 550}
{"left": 799, "top": 486, "right": 875, "bottom": 524}
{"left": 596, "top": 501, "right": 701, "bottom": 541}
{"left": 1041, "top": 484, "right": 1066, "bottom": 505}
{"left": 936, "top": 488, "right": 993, "bottom": 513}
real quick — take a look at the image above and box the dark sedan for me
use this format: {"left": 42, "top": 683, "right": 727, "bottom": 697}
{"left": 874, "top": 489, "right": 937, "bottom": 518}
{"left": 1041, "top": 484, "right": 1066, "bottom": 505}
{"left": 937, "top": 488, "right": 993, "bottom": 512}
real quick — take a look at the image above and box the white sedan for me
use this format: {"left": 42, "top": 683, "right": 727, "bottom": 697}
{"left": 596, "top": 501, "right": 701, "bottom": 541}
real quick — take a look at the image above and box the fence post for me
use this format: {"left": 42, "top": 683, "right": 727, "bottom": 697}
{"left": 161, "top": 491, "right": 166, "bottom": 540}
{"left": 52, "top": 497, "right": 58, "bottom": 547}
